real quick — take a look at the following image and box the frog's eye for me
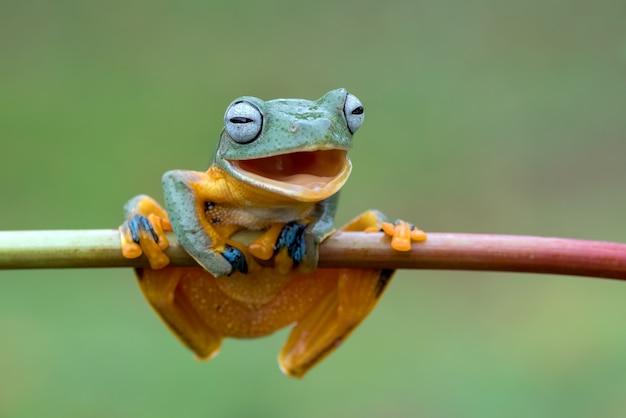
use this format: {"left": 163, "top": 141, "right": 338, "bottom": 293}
{"left": 224, "top": 100, "right": 263, "bottom": 144}
{"left": 343, "top": 93, "right": 364, "bottom": 134}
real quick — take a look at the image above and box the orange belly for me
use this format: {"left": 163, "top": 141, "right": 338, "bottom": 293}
{"left": 141, "top": 266, "right": 338, "bottom": 338}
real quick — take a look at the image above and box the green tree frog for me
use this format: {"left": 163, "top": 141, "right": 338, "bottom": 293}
{"left": 119, "top": 89, "right": 426, "bottom": 378}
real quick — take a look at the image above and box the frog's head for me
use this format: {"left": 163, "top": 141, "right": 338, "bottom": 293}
{"left": 215, "top": 88, "right": 364, "bottom": 202}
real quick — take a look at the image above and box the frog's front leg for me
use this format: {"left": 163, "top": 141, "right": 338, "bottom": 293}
{"left": 162, "top": 170, "right": 242, "bottom": 277}
{"left": 300, "top": 194, "right": 340, "bottom": 272}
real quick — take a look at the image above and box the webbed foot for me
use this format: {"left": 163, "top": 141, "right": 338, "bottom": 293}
{"left": 247, "top": 222, "right": 309, "bottom": 274}
{"left": 221, "top": 244, "right": 249, "bottom": 274}
{"left": 271, "top": 222, "right": 307, "bottom": 274}
{"left": 344, "top": 210, "right": 426, "bottom": 251}
{"left": 381, "top": 220, "right": 427, "bottom": 251}
{"left": 275, "top": 222, "right": 307, "bottom": 265}
{"left": 119, "top": 195, "right": 172, "bottom": 269}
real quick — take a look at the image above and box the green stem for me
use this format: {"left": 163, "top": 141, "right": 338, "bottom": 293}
{"left": 0, "top": 230, "right": 625, "bottom": 280}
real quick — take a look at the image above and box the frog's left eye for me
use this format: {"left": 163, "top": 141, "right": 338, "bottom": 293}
{"left": 224, "top": 101, "right": 263, "bottom": 144}
{"left": 343, "top": 93, "right": 364, "bottom": 134}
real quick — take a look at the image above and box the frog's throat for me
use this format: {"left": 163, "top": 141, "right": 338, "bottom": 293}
{"left": 225, "top": 149, "right": 351, "bottom": 202}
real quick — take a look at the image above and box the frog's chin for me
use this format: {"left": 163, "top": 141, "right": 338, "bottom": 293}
{"left": 225, "top": 149, "right": 352, "bottom": 202}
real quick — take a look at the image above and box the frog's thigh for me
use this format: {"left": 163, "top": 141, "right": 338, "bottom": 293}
{"left": 136, "top": 267, "right": 222, "bottom": 360}
{"left": 278, "top": 267, "right": 394, "bottom": 378}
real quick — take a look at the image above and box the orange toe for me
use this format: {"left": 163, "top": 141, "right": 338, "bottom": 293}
{"left": 390, "top": 221, "right": 412, "bottom": 252}
{"left": 410, "top": 228, "right": 427, "bottom": 242}
{"left": 249, "top": 224, "right": 284, "bottom": 261}
{"left": 120, "top": 227, "right": 143, "bottom": 258}
{"left": 148, "top": 214, "right": 170, "bottom": 251}
{"left": 249, "top": 242, "right": 275, "bottom": 260}
{"left": 381, "top": 222, "right": 395, "bottom": 236}
{"left": 121, "top": 241, "right": 143, "bottom": 258}
{"left": 140, "top": 229, "right": 171, "bottom": 269}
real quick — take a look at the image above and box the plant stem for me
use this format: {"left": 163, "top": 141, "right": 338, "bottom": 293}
{"left": 0, "top": 230, "right": 625, "bottom": 280}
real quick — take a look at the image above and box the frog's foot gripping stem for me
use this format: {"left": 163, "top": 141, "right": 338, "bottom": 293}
{"left": 380, "top": 220, "right": 427, "bottom": 252}
{"left": 248, "top": 222, "right": 308, "bottom": 274}
{"left": 273, "top": 222, "right": 307, "bottom": 274}
{"left": 221, "top": 245, "right": 248, "bottom": 275}
{"left": 119, "top": 195, "right": 172, "bottom": 270}
{"left": 344, "top": 210, "right": 427, "bottom": 251}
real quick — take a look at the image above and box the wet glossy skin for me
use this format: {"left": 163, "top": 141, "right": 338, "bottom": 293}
{"left": 119, "top": 89, "right": 426, "bottom": 377}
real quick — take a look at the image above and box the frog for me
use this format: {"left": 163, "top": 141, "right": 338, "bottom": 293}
{"left": 119, "top": 89, "right": 426, "bottom": 378}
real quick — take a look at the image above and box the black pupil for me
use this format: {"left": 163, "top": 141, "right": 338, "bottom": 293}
{"left": 230, "top": 116, "right": 253, "bottom": 124}
{"left": 351, "top": 106, "right": 364, "bottom": 115}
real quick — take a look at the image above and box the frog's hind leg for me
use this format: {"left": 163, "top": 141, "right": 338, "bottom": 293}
{"left": 136, "top": 266, "right": 223, "bottom": 360}
{"left": 278, "top": 267, "right": 394, "bottom": 378}
{"left": 278, "top": 210, "right": 398, "bottom": 378}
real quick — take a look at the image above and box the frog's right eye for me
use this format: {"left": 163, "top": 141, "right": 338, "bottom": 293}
{"left": 224, "top": 101, "right": 263, "bottom": 144}
{"left": 343, "top": 93, "right": 364, "bottom": 134}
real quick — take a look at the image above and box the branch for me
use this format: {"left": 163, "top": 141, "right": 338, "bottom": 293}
{"left": 1, "top": 229, "right": 625, "bottom": 280}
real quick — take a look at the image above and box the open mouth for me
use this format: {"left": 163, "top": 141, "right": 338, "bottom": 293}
{"left": 228, "top": 149, "right": 350, "bottom": 196}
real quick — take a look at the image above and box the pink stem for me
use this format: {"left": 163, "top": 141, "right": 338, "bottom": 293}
{"left": 320, "top": 232, "right": 626, "bottom": 280}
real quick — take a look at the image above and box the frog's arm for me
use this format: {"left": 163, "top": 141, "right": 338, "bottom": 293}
{"left": 299, "top": 193, "right": 340, "bottom": 273}
{"left": 162, "top": 170, "right": 235, "bottom": 278}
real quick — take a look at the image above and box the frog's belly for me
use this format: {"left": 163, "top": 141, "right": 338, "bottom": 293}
{"left": 177, "top": 266, "right": 339, "bottom": 338}
{"left": 205, "top": 204, "right": 315, "bottom": 230}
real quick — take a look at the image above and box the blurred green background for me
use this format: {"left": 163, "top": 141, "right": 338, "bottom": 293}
{"left": 1, "top": 0, "right": 626, "bottom": 416}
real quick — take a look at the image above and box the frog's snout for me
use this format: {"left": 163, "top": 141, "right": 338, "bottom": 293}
{"left": 285, "top": 117, "right": 334, "bottom": 139}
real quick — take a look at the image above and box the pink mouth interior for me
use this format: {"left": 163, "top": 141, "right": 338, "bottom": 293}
{"left": 232, "top": 149, "right": 347, "bottom": 188}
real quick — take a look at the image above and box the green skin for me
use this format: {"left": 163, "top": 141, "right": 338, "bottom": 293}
{"left": 160, "top": 89, "right": 361, "bottom": 277}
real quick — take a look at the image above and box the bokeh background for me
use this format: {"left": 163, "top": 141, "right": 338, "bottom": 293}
{"left": 1, "top": 0, "right": 626, "bottom": 416}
